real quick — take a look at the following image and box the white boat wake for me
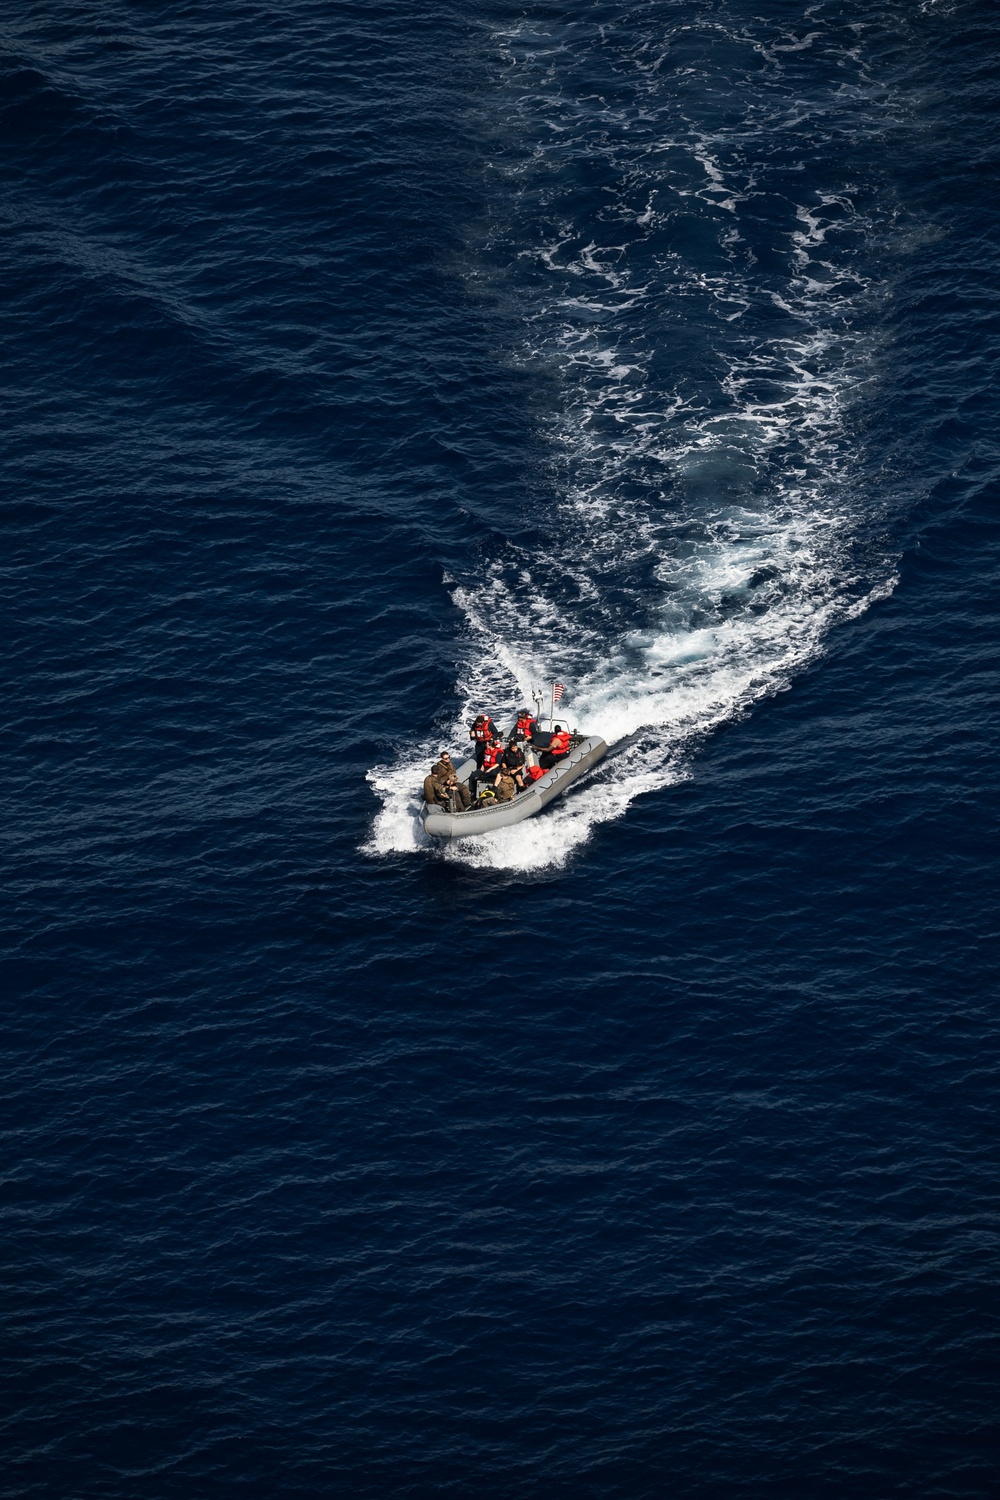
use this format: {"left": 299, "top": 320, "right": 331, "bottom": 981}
{"left": 365, "top": 8, "right": 901, "bottom": 871}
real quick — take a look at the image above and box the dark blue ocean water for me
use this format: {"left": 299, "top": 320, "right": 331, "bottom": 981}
{"left": 2, "top": 1, "right": 999, "bottom": 1495}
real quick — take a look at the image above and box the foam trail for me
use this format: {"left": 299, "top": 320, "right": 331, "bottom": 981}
{"left": 366, "top": 6, "right": 898, "bottom": 870}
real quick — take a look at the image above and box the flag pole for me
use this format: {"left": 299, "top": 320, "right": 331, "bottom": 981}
{"left": 549, "top": 681, "right": 554, "bottom": 730}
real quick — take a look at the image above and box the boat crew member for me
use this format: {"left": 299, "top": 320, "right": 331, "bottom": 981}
{"left": 469, "top": 713, "right": 499, "bottom": 769}
{"left": 432, "top": 751, "right": 456, "bottom": 781}
{"left": 470, "top": 736, "right": 502, "bottom": 798}
{"left": 501, "top": 737, "right": 526, "bottom": 790}
{"left": 423, "top": 769, "right": 447, "bottom": 805}
{"left": 476, "top": 737, "right": 503, "bottom": 794}
{"left": 441, "top": 773, "right": 471, "bottom": 811}
{"left": 424, "top": 762, "right": 471, "bottom": 811}
{"left": 539, "top": 724, "right": 571, "bottom": 769}
{"left": 494, "top": 770, "right": 517, "bottom": 803}
{"left": 513, "top": 708, "right": 537, "bottom": 743}
{"left": 481, "top": 737, "right": 503, "bottom": 779}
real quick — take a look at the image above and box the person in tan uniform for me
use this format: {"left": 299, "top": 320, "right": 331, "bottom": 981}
{"left": 423, "top": 760, "right": 471, "bottom": 811}
{"left": 423, "top": 771, "right": 445, "bottom": 805}
{"left": 443, "top": 773, "right": 471, "bottom": 811}
{"left": 494, "top": 771, "right": 517, "bottom": 804}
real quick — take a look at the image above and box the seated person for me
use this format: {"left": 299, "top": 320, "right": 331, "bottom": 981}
{"left": 494, "top": 771, "right": 517, "bottom": 803}
{"left": 424, "top": 769, "right": 447, "bottom": 805}
{"left": 424, "top": 764, "right": 471, "bottom": 811}
{"left": 500, "top": 737, "right": 526, "bottom": 789}
{"left": 472, "top": 736, "right": 503, "bottom": 796}
{"left": 538, "top": 724, "right": 571, "bottom": 769}
{"left": 441, "top": 773, "right": 471, "bottom": 811}
{"left": 431, "top": 751, "right": 471, "bottom": 807}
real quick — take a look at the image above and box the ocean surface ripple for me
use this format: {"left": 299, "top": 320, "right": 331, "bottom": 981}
{"left": 2, "top": 2, "right": 999, "bottom": 1495}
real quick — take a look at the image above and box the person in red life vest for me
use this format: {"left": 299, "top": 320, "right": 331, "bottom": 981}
{"left": 481, "top": 737, "right": 503, "bottom": 775}
{"left": 469, "top": 713, "right": 499, "bottom": 770}
{"left": 539, "top": 723, "right": 571, "bottom": 769}
{"left": 513, "top": 708, "right": 537, "bottom": 743}
{"left": 470, "top": 736, "right": 503, "bottom": 798}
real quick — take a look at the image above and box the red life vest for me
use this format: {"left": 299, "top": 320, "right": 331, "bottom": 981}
{"left": 482, "top": 742, "right": 502, "bottom": 771}
{"left": 516, "top": 715, "right": 536, "bottom": 739}
{"left": 471, "top": 719, "right": 493, "bottom": 742}
{"left": 549, "top": 730, "right": 571, "bottom": 755}
{"left": 527, "top": 764, "right": 545, "bottom": 781}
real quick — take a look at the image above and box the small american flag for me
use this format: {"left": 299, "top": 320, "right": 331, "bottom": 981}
{"left": 552, "top": 682, "right": 565, "bottom": 702}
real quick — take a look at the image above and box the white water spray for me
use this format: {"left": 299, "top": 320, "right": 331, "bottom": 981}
{"left": 366, "top": 8, "right": 896, "bottom": 870}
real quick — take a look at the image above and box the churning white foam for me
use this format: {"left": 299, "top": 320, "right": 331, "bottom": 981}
{"left": 365, "top": 9, "right": 896, "bottom": 871}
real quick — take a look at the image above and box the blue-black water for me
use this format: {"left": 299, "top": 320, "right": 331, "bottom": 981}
{"left": 3, "top": 2, "right": 999, "bottom": 1495}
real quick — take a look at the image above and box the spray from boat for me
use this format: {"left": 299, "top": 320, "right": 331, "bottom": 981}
{"left": 366, "top": 7, "right": 901, "bottom": 870}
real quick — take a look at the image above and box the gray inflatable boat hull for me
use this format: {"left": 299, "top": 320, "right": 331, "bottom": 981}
{"left": 422, "top": 736, "right": 608, "bottom": 839}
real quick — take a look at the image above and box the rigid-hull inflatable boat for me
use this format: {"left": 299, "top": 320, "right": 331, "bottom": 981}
{"left": 422, "top": 733, "right": 608, "bottom": 839}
